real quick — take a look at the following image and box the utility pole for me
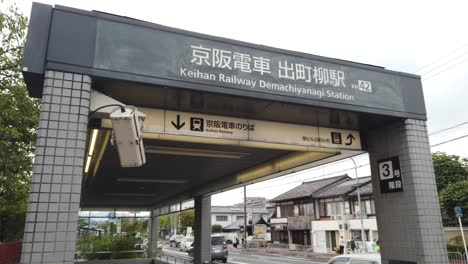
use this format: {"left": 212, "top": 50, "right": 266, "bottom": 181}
{"left": 455, "top": 207, "right": 468, "bottom": 261}
{"left": 350, "top": 157, "right": 367, "bottom": 253}
{"left": 244, "top": 185, "right": 247, "bottom": 248}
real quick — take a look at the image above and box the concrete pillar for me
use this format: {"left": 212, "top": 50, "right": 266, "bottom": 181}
{"left": 21, "top": 71, "right": 91, "bottom": 263}
{"left": 148, "top": 209, "right": 160, "bottom": 257}
{"left": 367, "top": 119, "right": 449, "bottom": 264}
{"left": 194, "top": 195, "right": 211, "bottom": 264}
{"left": 288, "top": 230, "right": 292, "bottom": 245}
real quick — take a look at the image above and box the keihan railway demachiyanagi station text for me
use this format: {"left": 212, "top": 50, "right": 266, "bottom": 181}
{"left": 180, "top": 67, "right": 355, "bottom": 101}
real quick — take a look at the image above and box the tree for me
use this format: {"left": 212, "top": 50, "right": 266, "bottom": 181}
{"left": 179, "top": 210, "right": 194, "bottom": 231}
{"left": 211, "top": 224, "right": 223, "bottom": 233}
{"left": 0, "top": 3, "right": 40, "bottom": 242}
{"left": 439, "top": 181, "right": 468, "bottom": 220}
{"left": 432, "top": 152, "right": 468, "bottom": 192}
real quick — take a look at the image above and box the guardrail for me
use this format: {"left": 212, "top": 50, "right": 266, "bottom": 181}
{"left": 448, "top": 252, "right": 468, "bottom": 264}
{"left": 0, "top": 241, "right": 22, "bottom": 264}
{"left": 75, "top": 249, "right": 147, "bottom": 261}
{"left": 156, "top": 251, "right": 193, "bottom": 264}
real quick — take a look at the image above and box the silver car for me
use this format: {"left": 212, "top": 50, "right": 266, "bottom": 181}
{"left": 188, "top": 235, "right": 228, "bottom": 263}
{"left": 327, "top": 254, "right": 381, "bottom": 264}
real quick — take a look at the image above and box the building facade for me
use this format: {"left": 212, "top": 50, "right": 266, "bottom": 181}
{"left": 270, "top": 175, "right": 377, "bottom": 253}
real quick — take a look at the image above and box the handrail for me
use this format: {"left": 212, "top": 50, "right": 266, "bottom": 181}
{"left": 156, "top": 250, "right": 193, "bottom": 264}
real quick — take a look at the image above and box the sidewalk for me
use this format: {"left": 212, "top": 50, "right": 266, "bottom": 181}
{"left": 233, "top": 246, "right": 337, "bottom": 262}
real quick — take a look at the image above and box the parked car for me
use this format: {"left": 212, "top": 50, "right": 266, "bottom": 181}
{"left": 327, "top": 254, "right": 381, "bottom": 264}
{"left": 188, "top": 235, "right": 228, "bottom": 263}
{"left": 169, "top": 235, "right": 185, "bottom": 247}
{"left": 180, "top": 236, "right": 194, "bottom": 252}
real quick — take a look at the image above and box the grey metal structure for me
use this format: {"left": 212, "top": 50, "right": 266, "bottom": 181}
{"left": 20, "top": 2, "right": 448, "bottom": 264}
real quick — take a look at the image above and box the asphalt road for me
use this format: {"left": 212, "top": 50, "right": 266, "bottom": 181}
{"left": 161, "top": 245, "right": 328, "bottom": 264}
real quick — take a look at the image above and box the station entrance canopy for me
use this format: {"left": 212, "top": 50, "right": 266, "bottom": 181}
{"left": 23, "top": 3, "right": 426, "bottom": 209}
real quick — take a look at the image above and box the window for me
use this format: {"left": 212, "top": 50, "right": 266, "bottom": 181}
{"left": 345, "top": 201, "right": 350, "bottom": 214}
{"left": 276, "top": 206, "right": 281, "bottom": 218}
{"left": 354, "top": 199, "right": 375, "bottom": 216}
{"left": 350, "top": 260, "right": 377, "bottom": 264}
{"left": 330, "top": 257, "right": 350, "bottom": 264}
{"left": 365, "top": 200, "right": 376, "bottom": 215}
{"left": 326, "top": 202, "right": 343, "bottom": 216}
{"left": 351, "top": 229, "right": 370, "bottom": 241}
{"left": 236, "top": 215, "right": 244, "bottom": 220}
{"left": 216, "top": 215, "right": 228, "bottom": 221}
{"left": 294, "top": 205, "right": 299, "bottom": 216}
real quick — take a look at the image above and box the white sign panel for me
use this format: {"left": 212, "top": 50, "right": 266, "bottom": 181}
{"left": 139, "top": 108, "right": 361, "bottom": 150}
{"left": 165, "top": 110, "right": 249, "bottom": 140}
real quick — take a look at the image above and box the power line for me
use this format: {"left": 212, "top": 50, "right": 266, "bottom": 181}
{"left": 248, "top": 163, "right": 370, "bottom": 191}
{"left": 428, "top": 121, "right": 468, "bottom": 136}
{"left": 422, "top": 57, "right": 468, "bottom": 81}
{"left": 430, "top": 133, "right": 468, "bottom": 148}
{"left": 247, "top": 133, "right": 468, "bottom": 192}
{"left": 414, "top": 43, "right": 468, "bottom": 73}
{"left": 420, "top": 53, "right": 468, "bottom": 77}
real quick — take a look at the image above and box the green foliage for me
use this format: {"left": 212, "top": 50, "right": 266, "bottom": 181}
{"left": 0, "top": 3, "right": 40, "bottom": 242}
{"left": 432, "top": 152, "right": 468, "bottom": 192}
{"left": 439, "top": 180, "right": 468, "bottom": 219}
{"left": 77, "top": 234, "right": 141, "bottom": 260}
{"left": 446, "top": 244, "right": 466, "bottom": 254}
{"left": 212, "top": 224, "right": 223, "bottom": 233}
{"left": 159, "top": 215, "right": 168, "bottom": 229}
{"left": 179, "top": 210, "right": 194, "bottom": 231}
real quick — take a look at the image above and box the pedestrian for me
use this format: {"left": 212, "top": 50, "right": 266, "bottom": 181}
{"left": 371, "top": 239, "right": 377, "bottom": 252}
{"left": 350, "top": 238, "right": 356, "bottom": 253}
{"left": 339, "top": 236, "right": 345, "bottom": 254}
{"left": 376, "top": 240, "right": 380, "bottom": 252}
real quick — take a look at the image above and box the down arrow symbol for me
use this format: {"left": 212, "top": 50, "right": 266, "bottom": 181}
{"left": 171, "top": 114, "right": 185, "bottom": 130}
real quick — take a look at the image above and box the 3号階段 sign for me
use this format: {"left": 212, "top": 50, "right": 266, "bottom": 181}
{"left": 378, "top": 156, "right": 403, "bottom": 193}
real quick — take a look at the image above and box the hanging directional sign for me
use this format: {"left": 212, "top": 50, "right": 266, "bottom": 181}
{"left": 378, "top": 156, "right": 403, "bottom": 193}
{"left": 133, "top": 108, "right": 362, "bottom": 150}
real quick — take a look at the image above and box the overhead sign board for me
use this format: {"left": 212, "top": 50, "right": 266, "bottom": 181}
{"left": 378, "top": 156, "right": 403, "bottom": 193}
{"left": 93, "top": 19, "right": 425, "bottom": 119}
{"left": 23, "top": 4, "right": 427, "bottom": 120}
{"left": 139, "top": 108, "right": 361, "bottom": 150}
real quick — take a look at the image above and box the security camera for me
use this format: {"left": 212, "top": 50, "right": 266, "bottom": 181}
{"left": 109, "top": 106, "right": 146, "bottom": 167}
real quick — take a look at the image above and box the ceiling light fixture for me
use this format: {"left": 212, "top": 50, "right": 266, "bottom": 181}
{"left": 117, "top": 178, "right": 187, "bottom": 184}
{"left": 85, "top": 129, "right": 99, "bottom": 173}
{"left": 145, "top": 146, "right": 248, "bottom": 159}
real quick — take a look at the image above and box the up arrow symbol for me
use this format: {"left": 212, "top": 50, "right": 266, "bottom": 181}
{"left": 171, "top": 114, "right": 185, "bottom": 130}
{"left": 345, "top": 133, "right": 356, "bottom": 145}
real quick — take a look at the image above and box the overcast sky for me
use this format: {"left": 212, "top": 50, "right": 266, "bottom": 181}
{"left": 11, "top": 0, "right": 468, "bottom": 206}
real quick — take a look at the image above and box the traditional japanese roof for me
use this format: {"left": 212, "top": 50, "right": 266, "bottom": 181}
{"left": 313, "top": 177, "right": 372, "bottom": 198}
{"left": 347, "top": 179, "right": 374, "bottom": 197}
{"left": 211, "top": 206, "right": 269, "bottom": 214}
{"left": 270, "top": 175, "right": 349, "bottom": 202}
{"left": 222, "top": 215, "right": 269, "bottom": 231}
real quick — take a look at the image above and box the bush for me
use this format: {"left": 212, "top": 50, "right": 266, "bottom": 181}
{"left": 77, "top": 234, "right": 141, "bottom": 260}
{"left": 211, "top": 224, "right": 223, "bottom": 233}
{"left": 447, "top": 244, "right": 465, "bottom": 254}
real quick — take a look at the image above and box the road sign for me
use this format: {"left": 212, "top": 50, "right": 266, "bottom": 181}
{"left": 455, "top": 206, "right": 463, "bottom": 217}
{"left": 378, "top": 157, "right": 403, "bottom": 193}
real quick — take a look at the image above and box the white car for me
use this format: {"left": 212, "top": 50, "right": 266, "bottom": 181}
{"left": 179, "top": 236, "right": 194, "bottom": 252}
{"left": 327, "top": 254, "right": 381, "bottom": 264}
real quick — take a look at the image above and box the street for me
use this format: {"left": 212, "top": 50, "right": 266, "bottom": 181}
{"left": 161, "top": 245, "right": 328, "bottom": 264}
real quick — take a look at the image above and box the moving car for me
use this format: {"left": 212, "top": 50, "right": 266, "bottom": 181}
{"left": 327, "top": 254, "right": 381, "bottom": 264}
{"left": 179, "top": 236, "right": 194, "bottom": 252}
{"left": 169, "top": 235, "right": 185, "bottom": 247}
{"left": 188, "top": 235, "right": 228, "bottom": 263}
